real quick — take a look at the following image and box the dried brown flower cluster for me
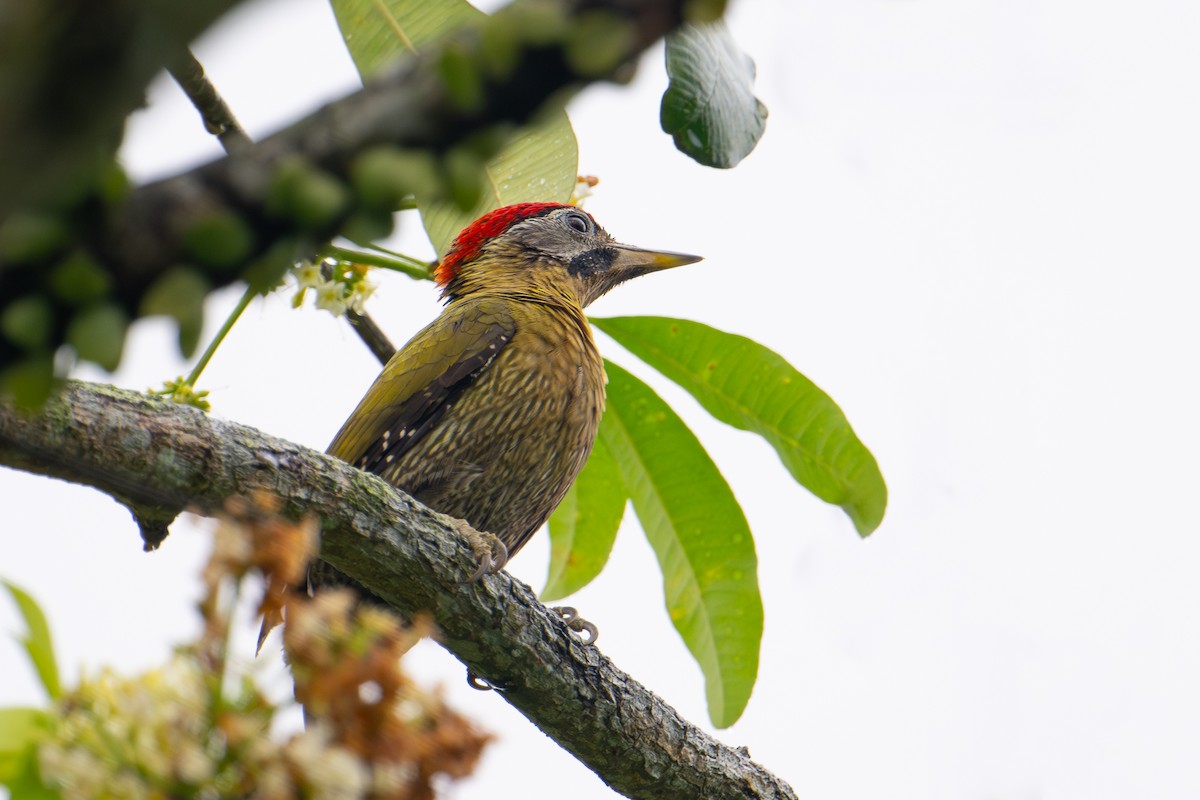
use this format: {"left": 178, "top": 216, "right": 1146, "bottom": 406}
{"left": 35, "top": 493, "right": 490, "bottom": 799}
{"left": 285, "top": 592, "right": 490, "bottom": 799}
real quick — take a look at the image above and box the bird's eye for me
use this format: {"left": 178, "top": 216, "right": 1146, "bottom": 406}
{"left": 564, "top": 212, "right": 591, "bottom": 234}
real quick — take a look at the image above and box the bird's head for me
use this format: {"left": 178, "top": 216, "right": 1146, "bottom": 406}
{"left": 434, "top": 202, "right": 701, "bottom": 307}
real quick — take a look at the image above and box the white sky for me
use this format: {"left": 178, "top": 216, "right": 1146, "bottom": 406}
{"left": 4, "top": 0, "right": 1200, "bottom": 798}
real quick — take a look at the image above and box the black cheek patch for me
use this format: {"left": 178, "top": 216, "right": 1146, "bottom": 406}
{"left": 568, "top": 247, "right": 617, "bottom": 278}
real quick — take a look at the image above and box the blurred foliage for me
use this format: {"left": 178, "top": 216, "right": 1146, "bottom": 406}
{"left": 331, "top": 0, "right": 579, "bottom": 257}
{"left": 0, "top": 495, "right": 489, "bottom": 799}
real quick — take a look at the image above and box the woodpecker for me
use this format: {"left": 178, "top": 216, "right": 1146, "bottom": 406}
{"left": 327, "top": 202, "right": 699, "bottom": 577}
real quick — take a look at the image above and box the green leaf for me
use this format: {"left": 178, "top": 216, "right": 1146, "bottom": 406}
{"left": 266, "top": 158, "right": 351, "bottom": 231}
{"left": 49, "top": 250, "right": 112, "bottom": 307}
{"left": 1, "top": 297, "right": 54, "bottom": 351}
{"left": 593, "top": 316, "right": 887, "bottom": 536}
{"left": 601, "top": 361, "right": 761, "bottom": 728}
{"left": 0, "top": 708, "right": 48, "bottom": 783}
{"left": 2, "top": 581, "right": 61, "bottom": 700}
{"left": 64, "top": 303, "right": 128, "bottom": 372}
{"left": 331, "top": 0, "right": 483, "bottom": 78}
{"left": 349, "top": 147, "right": 442, "bottom": 212}
{"left": 0, "top": 213, "right": 68, "bottom": 263}
{"left": 0, "top": 354, "right": 56, "bottom": 410}
{"left": 331, "top": 0, "right": 579, "bottom": 258}
{"left": 139, "top": 267, "right": 209, "bottom": 358}
{"left": 420, "top": 111, "right": 579, "bottom": 257}
{"left": 661, "top": 20, "right": 767, "bottom": 168}
{"left": 183, "top": 210, "right": 255, "bottom": 270}
{"left": 543, "top": 433, "right": 626, "bottom": 601}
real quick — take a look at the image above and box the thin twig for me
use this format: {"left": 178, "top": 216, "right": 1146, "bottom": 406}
{"left": 167, "top": 50, "right": 252, "bottom": 154}
{"left": 168, "top": 48, "right": 398, "bottom": 369}
{"left": 319, "top": 244, "right": 433, "bottom": 282}
{"left": 345, "top": 310, "right": 397, "bottom": 365}
{"left": 184, "top": 285, "right": 255, "bottom": 387}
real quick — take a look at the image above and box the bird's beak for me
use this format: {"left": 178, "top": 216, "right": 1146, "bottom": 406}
{"left": 608, "top": 243, "right": 703, "bottom": 274}
{"left": 574, "top": 242, "right": 701, "bottom": 307}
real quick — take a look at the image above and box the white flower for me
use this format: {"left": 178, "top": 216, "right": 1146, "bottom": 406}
{"left": 570, "top": 175, "right": 599, "bottom": 206}
{"left": 348, "top": 277, "right": 377, "bottom": 314}
{"left": 293, "top": 260, "right": 325, "bottom": 288}
{"left": 314, "top": 280, "right": 350, "bottom": 317}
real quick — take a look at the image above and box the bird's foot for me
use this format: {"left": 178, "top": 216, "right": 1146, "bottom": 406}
{"left": 551, "top": 606, "right": 599, "bottom": 644}
{"left": 454, "top": 520, "right": 509, "bottom": 582}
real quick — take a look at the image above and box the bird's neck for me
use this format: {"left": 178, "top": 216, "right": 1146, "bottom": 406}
{"left": 445, "top": 254, "right": 587, "bottom": 314}
{"left": 447, "top": 258, "right": 596, "bottom": 353}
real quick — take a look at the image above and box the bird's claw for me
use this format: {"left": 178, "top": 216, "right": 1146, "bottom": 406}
{"left": 456, "top": 521, "right": 509, "bottom": 583}
{"left": 551, "top": 606, "right": 599, "bottom": 644}
{"left": 466, "top": 670, "right": 496, "bottom": 691}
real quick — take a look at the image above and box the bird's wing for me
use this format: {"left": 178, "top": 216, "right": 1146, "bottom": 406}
{"left": 326, "top": 301, "right": 516, "bottom": 472}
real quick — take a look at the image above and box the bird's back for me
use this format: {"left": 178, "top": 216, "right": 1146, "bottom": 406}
{"left": 329, "top": 294, "right": 605, "bottom": 558}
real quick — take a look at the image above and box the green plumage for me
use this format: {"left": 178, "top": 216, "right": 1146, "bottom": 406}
{"left": 328, "top": 294, "right": 603, "bottom": 558}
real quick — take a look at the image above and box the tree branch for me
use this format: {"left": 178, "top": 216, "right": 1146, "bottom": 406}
{"left": 0, "top": 381, "right": 796, "bottom": 800}
{"left": 167, "top": 49, "right": 253, "bottom": 154}
{"left": 344, "top": 307, "right": 398, "bottom": 365}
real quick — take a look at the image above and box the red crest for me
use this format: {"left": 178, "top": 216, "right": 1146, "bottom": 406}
{"left": 434, "top": 202, "right": 570, "bottom": 285}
